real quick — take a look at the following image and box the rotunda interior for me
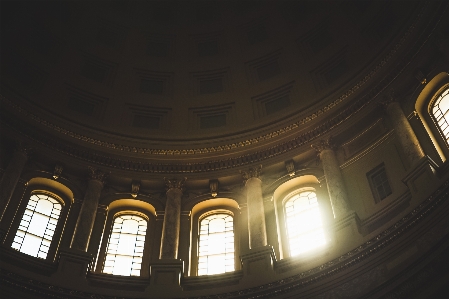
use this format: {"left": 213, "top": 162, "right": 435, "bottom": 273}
{"left": 1, "top": 1, "right": 449, "bottom": 298}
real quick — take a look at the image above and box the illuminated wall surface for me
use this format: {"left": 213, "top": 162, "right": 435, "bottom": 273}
{"left": 0, "top": 1, "right": 449, "bottom": 298}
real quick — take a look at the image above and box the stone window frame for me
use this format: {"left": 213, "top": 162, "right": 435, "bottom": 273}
{"left": 94, "top": 200, "right": 156, "bottom": 278}
{"left": 416, "top": 72, "right": 449, "bottom": 163}
{"left": 367, "top": 163, "right": 393, "bottom": 203}
{"left": 4, "top": 178, "right": 73, "bottom": 263}
{"left": 189, "top": 198, "right": 241, "bottom": 276}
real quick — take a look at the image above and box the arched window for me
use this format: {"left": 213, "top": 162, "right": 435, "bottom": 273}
{"left": 11, "top": 193, "right": 63, "bottom": 259}
{"left": 197, "top": 212, "right": 234, "bottom": 276}
{"left": 102, "top": 214, "right": 148, "bottom": 276}
{"left": 431, "top": 87, "right": 449, "bottom": 146}
{"left": 93, "top": 199, "right": 156, "bottom": 277}
{"left": 415, "top": 72, "right": 449, "bottom": 162}
{"left": 189, "top": 198, "right": 240, "bottom": 276}
{"left": 284, "top": 190, "right": 326, "bottom": 256}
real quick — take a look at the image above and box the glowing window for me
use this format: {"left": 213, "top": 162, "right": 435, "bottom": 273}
{"left": 103, "top": 214, "right": 147, "bottom": 276}
{"left": 198, "top": 213, "right": 234, "bottom": 275}
{"left": 12, "top": 193, "right": 62, "bottom": 259}
{"left": 432, "top": 87, "right": 449, "bottom": 146}
{"left": 284, "top": 191, "right": 326, "bottom": 256}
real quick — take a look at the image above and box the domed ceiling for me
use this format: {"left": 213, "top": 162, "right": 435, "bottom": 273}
{"left": 0, "top": 0, "right": 430, "bottom": 171}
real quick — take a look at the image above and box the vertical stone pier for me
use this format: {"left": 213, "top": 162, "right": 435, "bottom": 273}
{"left": 70, "top": 167, "right": 106, "bottom": 252}
{"left": 150, "top": 178, "right": 185, "bottom": 289}
{"left": 384, "top": 99, "right": 438, "bottom": 197}
{"left": 386, "top": 101, "right": 425, "bottom": 166}
{"left": 312, "top": 138, "right": 362, "bottom": 252}
{"left": 0, "top": 145, "right": 29, "bottom": 223}
{"left": 240, "top": 165, "right": 275, "bottom": 284}
{"left": 55, "top": 167, "right": 106, "bottom": 284}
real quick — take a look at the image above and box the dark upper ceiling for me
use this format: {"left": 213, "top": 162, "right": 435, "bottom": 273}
{"left": 2, "top": 0, "right": 442, "bottom": 175}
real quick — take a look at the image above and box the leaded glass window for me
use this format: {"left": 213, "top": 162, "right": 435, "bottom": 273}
{"left": 285, "top": 191, "right": 326, "bottom": 256}
{"left": 12, "top": 193, "right": 62, "bottom": 259}
{"left": 103, "top": 214, "right": 147, "bottom": 276}
{"left": 198, "top": 213, "right": 234, "bottom": 275}
{"left": 432, "top": 87, "right": 449, "bottom": 146}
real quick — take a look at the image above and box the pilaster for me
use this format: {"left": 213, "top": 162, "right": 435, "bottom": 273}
{"left": 384, "top": 99, "right": 425, "bottom": 168}
{"left": 70, "top": 167, "right": 107, "bottom": 252}
{"left": 159, "top": 177, "right": 186, "bottom": 259}
{"left": 0, "top": 145, "right": 30, "bottom": 222}
{"left": 312, "top": 138, "right": 351, "bottom": 218}
{"left": 240, "top": 165, "right": 268, "bottom": 249}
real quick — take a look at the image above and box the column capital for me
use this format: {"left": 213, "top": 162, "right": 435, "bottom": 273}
{"left": 378, "top": 89, "right": 397, "bottom": 110}
{"left": 164, "top": 177, "right": 186, "bottom": 192}
{"left": 311, "top": 137, "right": 337, "bottom": 154}
{"left": 87, "top": 166, "right": 108, "bottom": 184}
{"left": 240, "top": 165, "right": 262, "bottom": 183}
{"left": 15, "top": 142, "right": 33, "bottom": 156}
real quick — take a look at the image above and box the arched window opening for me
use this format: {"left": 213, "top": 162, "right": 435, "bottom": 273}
{"left": 431, "top": 87, "right": 449, "bottom": 146}
{"left": 284, "top": 191, "right": 326, "bottom": 256}
{"left": 102, "top": 214, "right": 147, "bottom": 276}
{"left": 198, "top": 213, "right": 234, "bottom": 275}
{"left": 11, "top": 193, "right": 62, "bottom": 259}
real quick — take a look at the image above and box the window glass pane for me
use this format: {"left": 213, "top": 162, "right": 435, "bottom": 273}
{"left": 285, "top": 191, "right": 326, "bottom": 256}
{"left": 432, "top": 88, "right": 449, "bottom": 145}
{"left": 103, "top": 214, "right": 147, "bottom": 276}
{"left": 198, "top": 213, "right": 234, "bottom": 275}
{"left": 12, "top": 193, "right": 62, "bottom": 259}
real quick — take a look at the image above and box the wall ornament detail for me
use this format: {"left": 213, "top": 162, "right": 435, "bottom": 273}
{"left": 131, "top": 181, "right": 140, "bottom": 198}
{"left": 285, "top": 160, "right": 296, "bottom": 177}
{"left": 209, "top": 179, "right": 219, "bottom": 197}
{"left": 53, "top": 164, "right": 63, "bottom": 180}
